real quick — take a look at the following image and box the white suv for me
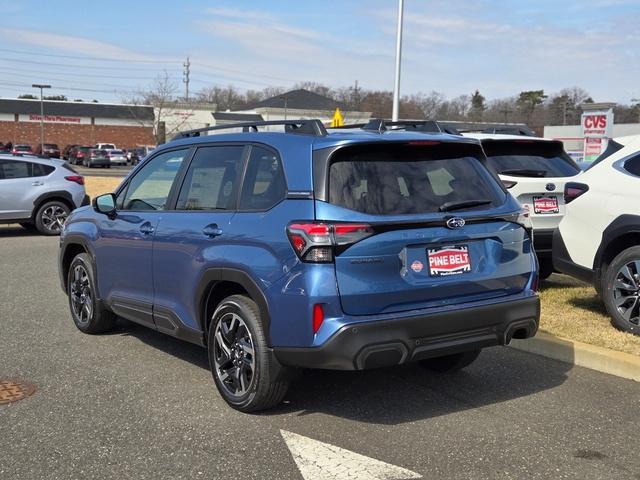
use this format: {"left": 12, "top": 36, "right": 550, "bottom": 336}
{"left": 553, "top": 135, "right": 640, "bottom": 335}
{"left": 463, "top": 133, "right": 581, "bottom": 278}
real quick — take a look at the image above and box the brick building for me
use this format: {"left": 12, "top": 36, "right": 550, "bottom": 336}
{"left": 0, "top": 98, "right": 155, "bottom": 149}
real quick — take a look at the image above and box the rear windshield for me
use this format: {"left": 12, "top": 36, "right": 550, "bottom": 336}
{"left": 482, "top": 140, "right": 580, "bottom": 178}
{"left": 110, "top": 149, "right": 124, "bottom": 154}
{"left": 328, "top": 144, "right": 505, "bottom": 216}
{"left": 44, "top": 144, "right": 58, "bottom": 148}
{"left": 15, "top": 145, "right": 30, "bottom": 151}
{"left": 92, "top": 149, "right": 107, "bottom": 155}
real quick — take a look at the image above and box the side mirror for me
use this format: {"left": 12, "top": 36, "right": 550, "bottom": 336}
{"left": 93, "top": 193, "right": 117, "bottom": 217}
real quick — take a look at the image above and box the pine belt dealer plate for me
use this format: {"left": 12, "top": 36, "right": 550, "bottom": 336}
{"left": 533, "top": 195, "right": 559, "bottom": 214}
{"left": 427, "top": 245, "right": 472, "bottom": 277}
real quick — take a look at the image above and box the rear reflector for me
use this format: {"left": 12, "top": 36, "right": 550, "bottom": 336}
{"left": 64, "top": 175, "right": 85, "bottom": 185}
{"left": 312, "top": 304, "right": 324, "bottom": 334}
{"left": 564, "top": 182, "right": 589, "bottom": 204}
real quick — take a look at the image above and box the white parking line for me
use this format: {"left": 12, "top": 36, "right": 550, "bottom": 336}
{"left": 281, "top": 430, "right": 422, "bottom": 480}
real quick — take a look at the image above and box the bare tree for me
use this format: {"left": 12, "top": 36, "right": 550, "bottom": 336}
{"left": 124, "top": 71, "right": 180, "bottom": 144}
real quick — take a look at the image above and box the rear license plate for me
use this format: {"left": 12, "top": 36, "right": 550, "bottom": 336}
{"left": 533, "top": 196, "right": 559, "bottom": 214}
{"left": 427, "top": 245, "right": 472, "bottom": 277}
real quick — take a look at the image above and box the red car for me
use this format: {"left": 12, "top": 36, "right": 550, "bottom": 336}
{"left": 11, "top": 144, "right": 33, "bottom": 155}
{"left": 34, "top": 143, "right": 61, "bottom": 158}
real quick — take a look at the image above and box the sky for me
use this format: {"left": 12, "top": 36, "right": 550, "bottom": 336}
{"left": 0, "top": 0, "right": 637, "bottom": 104}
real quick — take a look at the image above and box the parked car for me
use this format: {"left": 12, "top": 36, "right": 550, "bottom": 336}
{"left": 68, "top": 146, "right": 92, "bottom": 165}
{"left": 62, "top": 144, "right": 80, "bottom": 160}
{"left": 58, "top": 119, "right": 540, "bottom": 412}
{"left": 0, "top": 154, "right": 88, "bottom": 235}
{"left": 12, "top": 144, "right": 33, "bottom": 155}
{"left": 553, "top": 134, "right": 640, "bottom": 335}
{"left": 34, "top": 143, "right": 61, "bottom": 158}
{"left": 83, "top": 149, "right": 111, "bottom": 168}
{"left": 462, "top": 133, "right": 581, "bottom": 279}
{"left": 94, "top": 143, "right": 116, "bottom": 151}
{"left": 127, "top": 145, "right": 155, "bottom": 165}
{"left": 107, "top": 149, "right": 127, "bottom": 166}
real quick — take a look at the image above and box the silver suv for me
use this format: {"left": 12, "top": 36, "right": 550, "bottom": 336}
{"left": 0, "top": 155, "right": 89, "bottom": 235}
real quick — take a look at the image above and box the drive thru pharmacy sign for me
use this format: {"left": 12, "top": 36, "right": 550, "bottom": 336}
{"left": 581, "top": 108, "right": 613, "bottom": 162}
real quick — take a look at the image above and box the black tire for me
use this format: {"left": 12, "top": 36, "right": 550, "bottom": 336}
{"left": 208, "top": 294, "right": 290, "bottom": 412}
{"left": 34, "top": 200, "right": 70, "bottom": 235}
{"left": 419, "top": 349, "right": 481, "bottom": 373}
{"left": 602, "top": 246, "right": 640, "bottom": 335}
{"left": 67, "top": 253, "right": 116, "bottom": 334}
{"left": 539, "top": 259, "right": 554, "bottom": 280}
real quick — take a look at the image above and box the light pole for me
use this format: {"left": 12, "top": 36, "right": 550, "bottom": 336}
{"left": 32, "top": 84, "right": 51, "bottom": 150}
{"left": 391, "top": 0, "right": 404, "bottom": 122}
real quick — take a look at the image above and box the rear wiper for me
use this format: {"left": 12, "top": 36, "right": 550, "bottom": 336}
{"left": 439, "top": 199, "right": 493, "bottom": 212}
{"left": 500, "top": 168, "right": 547, "bottom": 177}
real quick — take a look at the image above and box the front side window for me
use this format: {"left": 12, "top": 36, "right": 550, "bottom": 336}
{"left": 119, "top": 149, "right": 188, "bottom": 210}
{"left": 176, "top": 146, "right": 244, "bottom": 211}
{"left": 0, "top": 160, "right": 30, "bottom": 179}
{"left": 239, "top": 146, "right": 286, "bottom": 211}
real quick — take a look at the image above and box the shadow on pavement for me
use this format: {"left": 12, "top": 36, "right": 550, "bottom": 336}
{"left": 117, "top": 318, "right": 571, "bottom": 425}
{"left": 0, "top": 225, "right": 42, "bottom": 237}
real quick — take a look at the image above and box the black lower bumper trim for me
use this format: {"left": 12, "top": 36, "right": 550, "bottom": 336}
{"left": 533, "top": 228, "right": 554, "bottom": 255}
{"left": 274, "top": 296, "right": 540, "bottom": 371}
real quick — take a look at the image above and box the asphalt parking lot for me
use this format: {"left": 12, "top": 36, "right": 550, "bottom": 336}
{"left": 73, "top": 165, "right": 131, "bottom": 178}
{"left": 1, "top": 225, "right": 640, "bottom": 480}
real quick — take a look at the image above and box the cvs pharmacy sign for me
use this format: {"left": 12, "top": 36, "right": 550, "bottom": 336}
{"left": 581, "top": 110, "right": 613, "bottom": 138}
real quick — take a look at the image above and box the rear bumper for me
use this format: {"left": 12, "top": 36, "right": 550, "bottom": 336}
{"left": 274, "top": 295, "right": 540, "bottom": 370}
{"left": 88, "top": 159, "right": 110, "bottom": 166}
{"left": 552, "top": 228, "right": 594, "bottom": 284}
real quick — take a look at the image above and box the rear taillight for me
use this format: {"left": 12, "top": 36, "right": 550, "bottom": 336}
{"left": 513, "top": 205, "right": 533, "bottom": 238}
{"left": 501, "top": 179, "right": 517, "bottom": 189}
{"left": 312, "top": 304, "right": 324, "bottom": 334}
{"left": 286, "top": 222, "right": 374, "bottom": 263}
{"left": 77, "top": 152, "right": 84, "bottom": 158}
{"left": 564, "top": 182, "right": 589, "bottom": 204}
{"left": 65, "top": 175, "right": 85, "bottom": 185}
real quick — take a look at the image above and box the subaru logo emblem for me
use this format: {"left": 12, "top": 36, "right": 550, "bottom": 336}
{"left": 446, "top": 217, "right": 465, "bottom": 229}
{"left": 545, "top": 183, "right": 556, "bottom": 192}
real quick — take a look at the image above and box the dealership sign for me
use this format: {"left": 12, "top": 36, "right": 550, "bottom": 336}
{"left": 581, "top": 108, "right": 613, "bottom": 162}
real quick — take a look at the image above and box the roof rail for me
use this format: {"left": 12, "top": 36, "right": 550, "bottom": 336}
{"left": 171, "top": 119, "right": 327, "bottom": 140}
{"left": 334, "top": 119, "right": 460, "bottom": 135}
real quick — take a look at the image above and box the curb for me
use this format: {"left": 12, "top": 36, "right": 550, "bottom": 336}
{"left": 509, "top": 331, "right": 640, "bottom": 383}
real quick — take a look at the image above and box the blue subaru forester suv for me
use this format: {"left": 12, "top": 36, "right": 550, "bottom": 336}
{"left": 59, "top": 119, "right": 540, "bottom": 412}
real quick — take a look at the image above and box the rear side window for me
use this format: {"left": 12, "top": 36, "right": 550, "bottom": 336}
{"left": 176, "top": 146, "right": 244, "bottom": 210}
{"left": 482, "top": 140, "right": 580, "bottom": 178}
{"left": 328, "top": 144, "right": 504, "bottom": 215}
{"left": 239, "top": 146, "right": 286, "bottom": 211}
{"left": 32, "top": 163, "right": 55, "bottom": 177}
{"left": 624, "top": 155, "right": 640, "bottom": 176}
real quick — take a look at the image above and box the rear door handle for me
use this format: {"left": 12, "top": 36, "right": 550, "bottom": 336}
{"left": 139, "top": 222, "right": 155, "bottom": 235}
{"left": 203, "top": 224, "right": 223, "bottom": 238}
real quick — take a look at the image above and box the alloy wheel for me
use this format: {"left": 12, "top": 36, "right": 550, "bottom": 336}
{"left": 70, "top": 265, "right": 92, "bottom": 325}
{"left": 213, "top": 312, "right": 256, "bottom": 397}
{"left": 41, "top": 205, "right": 68, "bottom": 232}
{"left": 612, "top": 260, "right": 640, "bottom": 326}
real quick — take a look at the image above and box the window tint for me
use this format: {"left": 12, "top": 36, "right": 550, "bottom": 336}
{"left": 0, "top": 160, "right": 30, "bottom": 179}
{"left": 624, "top": 155, "right": 640, "bottom": 176}
{"left": 328, "top": 145, "right": 504, "bottom": 215}
{"left": 32, "top": 163, "right": 55, "bottom": 177}
{"left": 239, "top": 146, "right": 286, "bottom": 210}
{"left": 482, "top": 140, "right": 580, "bottom": 177}
{"left": 120, "top": 149, "right": 188, "bottom": 210}
{"left": 176, "top": 146, "right": 244, "bottom": 211}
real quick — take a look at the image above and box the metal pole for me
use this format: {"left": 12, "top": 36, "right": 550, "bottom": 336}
{"left": 32, "top": 84, "right": 51, "bottom": 151}
{"left": 391, "top": 0, "right": 404, "bottom": 121}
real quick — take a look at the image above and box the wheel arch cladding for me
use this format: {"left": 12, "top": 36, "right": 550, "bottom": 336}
{"left": 60, "top": 237, "right": 94, "bottom": 293}
{"left": 197, "top": 268, "right": 272, "bottom": 344}
{"left": 33, "top": 190, "right": 75, "bottom": 218}
{"left": 595, "top": 215, "right": 640, "bottom": 276}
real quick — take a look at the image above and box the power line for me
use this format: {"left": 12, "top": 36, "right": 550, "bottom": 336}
{"left": 0, "top": 72, "right": 152, "bottom": 90}
{"left": 0, "top": 56, "right": 179, "bottom": 72}
{"left": 0, "top": 65, "right": 179, "bottom": 81}
{"left": 0, "top": 47, "right": 181, "bottom": 64}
